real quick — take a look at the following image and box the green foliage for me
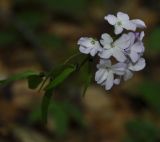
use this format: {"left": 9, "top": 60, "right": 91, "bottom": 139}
{"left": 40, "top": 0, "right": 88, "bottom": 16}
{"left": 148, "top": 27, "right": 160, "bottom": 53}
{"left": 124, "top": 119, "right": 160, "bottom": 142}
{"left": 16, "top": 10, "right": 48, "bottom": 29}
{"left": 30, "top": 101, "right": 84, "bottom": 136}
{"left": 0, "top": 31, "right": 18, "bottom": 46}
{"left": 137, "top": 81, "right": 160, "bottom": 113}
{"left": 0, "top": 71, "right": 38, "bottom": 86}
{"left": 49, "top": 102, "right": 69, "bottom": 136}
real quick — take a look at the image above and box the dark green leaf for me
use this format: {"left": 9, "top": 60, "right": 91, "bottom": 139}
{"left": 41, "top": 89, "right": 53, "bottom": 123}
{"left": 82, "top": 73, "right": 92, "bottom": 97}
{"left": 45, "top": 65, "right": 76, "bottom": 90}
{"left": 27, "top": 75, "right": 43, "bottom": 89}
{"left": 0, "top": 71, "right": 38, "bottom": 86}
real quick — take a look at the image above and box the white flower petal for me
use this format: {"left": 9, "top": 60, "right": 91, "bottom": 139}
{"left": 131, "top": 41, "right": 144, "bottom": 53}
{"left": 79, "top": 46, "right": 91, "bottom": 54}
{"left": 114, "top": 32, "right": 135, "bottom": 49}
{"left": 78, "top": 37, "right": 102, "bottom": 56}
{"left": 96, "top": 69, "right": 108, "bottom": 84}
{"left": 112, "top": 63, "right": 127, "bottom": 75}
{"left": 95, "top": 69, "right": 105, "bottom": 82}
{"left": 112, "top": 48, "right": 127, "bottom": 62}
{"left": 104, "top": 15, "right": 117, "bottom": 25}
{"left": 100, "top": 33, "right": 113, "bottom": 45}
{"left": 98, "top": 48, "right": 113, "bottom": 59}
{"left": 114, "top": 78, "right": 121, "bottom": 85}
{"left": 131, "top": 19, "right": 146, "bottom": 28}
{"left": 117, "top": 12, "right": 129, "bottom": 21}
{"left": 129, "top": 58, "right": 146, "bottom": 71}
{"left": 122, "top": 21, "right": 136, "bottom": 31}
{"left": 124, "top": 70, "right": 133, "bottom": 81}
{"left": 129, "top": 50, "right": 140, "bottom": 63}
{"left": 90, "top": 48, "right": 98, "bottom": 56}
{"left": 140, "top": 31, "right": 145, "bottom": 41}
{"left": 103, "top": 44, "right": 112, "bottom": 49}
{"left": 105, "top": 71, "right": 114, "bottom": 90}
{"left": 114, "top": 25, "right": 123, "bottom": 35}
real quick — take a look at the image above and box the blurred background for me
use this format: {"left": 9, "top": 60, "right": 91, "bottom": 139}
{"left": 0, "top": 0, "right": 160, "bottom": 142}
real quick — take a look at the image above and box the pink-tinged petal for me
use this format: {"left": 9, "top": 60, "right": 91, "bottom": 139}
{"left": 122, "top": 21, "right": 136, "bottom": 31}
{"left": 129, "top": 58, "right": 146, "bottom": 71}
{"left": 100, "top": 33, "right": 113, "bottom": 45}
{"left": 131, "top": 41, "right": 144, "bottom": 53}
{"left": 112, "top": 63, "right": 127, "bottom": 75}
{"left": 98, "top": 49, "right": 113, "bottom": 59}
{"left": 114, "top": 25, "right": 123, "bottom": 35}
{"left": 112, "top": 48, "right": 127, "bottom": 62}
{"left": 105, "top": 71, "right": 114, "bottom": 90}
{"left": 131, "top": 19, "right": 146, "bottom": 28}
{"left": 124, "top": 70, "right": 133, "bottom": 81}
{"left": 104, "top": 14, "right": 117, "bottom": 25}
{"left": 117, "top": 12, "right": 129, "bottom": 21}
{"left": 129, "top": 50, "right": 140, "bottom": 63}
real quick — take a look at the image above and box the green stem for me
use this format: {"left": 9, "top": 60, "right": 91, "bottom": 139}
{"left": 77, "top": 55, "right": 91, "bottom": 71}
{"left": 63, "top": 52, "right": 82, "bottom": 65}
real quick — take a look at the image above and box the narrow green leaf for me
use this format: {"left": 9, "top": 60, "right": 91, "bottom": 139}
{"left": 27, "top": 75, "right": 43, "bottom": 89}
{"left": 82, "top": 60, "right": 93, "bottom": 97}
{"left": 45, "top": 65, "right": 76, "bottom": 90}
{"left": 82, "top": 73, "right": 92, "bottom": 97}
{"left": 41, "top": 89, "right": 53, "bottom": 123}
{"left": 0, "top": 71, "right": 38, "bottom": 86}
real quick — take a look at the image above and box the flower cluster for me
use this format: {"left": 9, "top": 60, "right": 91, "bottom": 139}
{"left": 77, "top": 12, "right": 146, "bottom": 90}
